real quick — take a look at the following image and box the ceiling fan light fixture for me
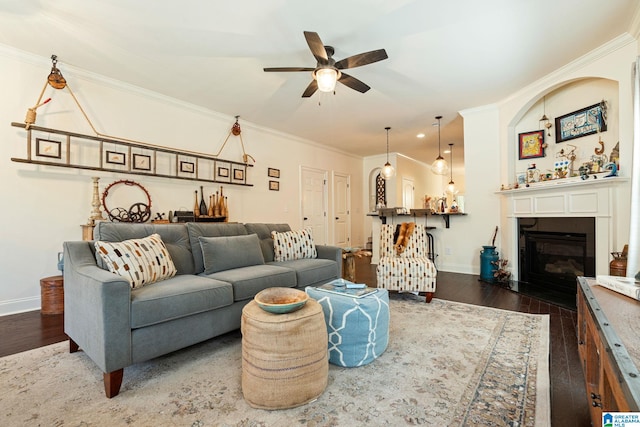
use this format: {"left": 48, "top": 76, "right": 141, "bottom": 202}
{"left": 431, "top": 115, "right": 449, "bottom": 175}
{"left": 381, "top": 126, "right": 395, "bottom": 180}
{"left": 314, "top": 68, "right": 339, "bottom": 92}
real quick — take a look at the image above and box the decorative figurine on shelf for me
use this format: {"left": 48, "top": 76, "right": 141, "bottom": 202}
{"left": 436, "top": 195, "right": 447, "bottom": 213}
{"left": 610, "top": 142, "right": 620, "bottom": 166}
{"left": 556, "top": 144, "right": 578, "bottom": 177}
{"left": 525, "top": 163, "right": 540, "bottom": 186}
{"left": 604, "top": 162, "right": 618, "bottom": 178}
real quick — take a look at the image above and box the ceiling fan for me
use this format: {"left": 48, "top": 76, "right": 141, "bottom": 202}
{"left": 264, "top": 31, "right": 388, "bottom": 98}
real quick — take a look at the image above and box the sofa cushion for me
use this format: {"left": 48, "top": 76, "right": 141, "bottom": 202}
{"left": 199, "top": 234, "right": 265, "bottom": 274}
{"left": 270, "top": 258, "right": 338, "bottom": 287}
{"left": 93, "top": 222, "right": 195, "bottom": 274}
{"left": 271, "top": 227, "right": 317, "bottom": 262}
{"left": 203, "top": 264, "right": 296, "bottom": 301}
{"left": 244, "top": 223, "right": 291, "bottom": 262}
{"left": 186, "top": 222, "right": 249, "bottom": 273}
{"left": 130, "top": 275, "right": 233, "bottom": 328}
{"left": 95, "top": 233, "right": 177, "bottom": 289}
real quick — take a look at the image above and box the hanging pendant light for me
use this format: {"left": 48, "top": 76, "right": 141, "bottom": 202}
{"left": 445, "top": 143, "right": 458, "bottom": 195}
{"left": 431, "top": 115, "right": 449, "bottom": 175}
{"left": 381, "top": 126, "right": 395, "bottom": 180}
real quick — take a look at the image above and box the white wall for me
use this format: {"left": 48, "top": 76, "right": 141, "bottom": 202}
{"left": 0, "top": 46, "right": 363, "bottom": 315}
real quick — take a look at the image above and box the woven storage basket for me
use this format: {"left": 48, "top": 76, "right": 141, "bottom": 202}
{"left": 40, "top": 275, "right": 64, "bottom": 315}
{"left": 241, "top": 298, "right": 328, "bottom": 409}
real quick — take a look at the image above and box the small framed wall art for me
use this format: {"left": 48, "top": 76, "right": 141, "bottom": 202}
{"left": 518, "top": 130, "right": 545, "bottom": 160}
{"left": 268, "top": 167, "right": 280, "bottom": 178}
{"left": 269, "top": 180, "right": 280, "bottom": 191}
{"left": 217, "top": 166, "right": 229, "bottom": 178}
{"left": 36, "top": 138, "right": 61, "bottom": 159}
{"left": 133, "top": 154, "right": 151, "bottom": 171}
{"left": 180, "top": 161, "right": 195, "bottom": 173}
{"left": 233, "top": 168, "right": 244, "bottom": 181}
{"left": 106, "top": 151, "right": 126, "bottom": 165}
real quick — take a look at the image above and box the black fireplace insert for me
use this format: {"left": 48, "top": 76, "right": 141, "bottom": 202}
{"left": 517, "top": 217, "right": 595, "bottom": 309}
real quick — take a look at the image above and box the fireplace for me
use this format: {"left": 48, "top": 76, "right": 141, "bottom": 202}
{"left": 517, "top": 217, "right": 595, "bottom": 307}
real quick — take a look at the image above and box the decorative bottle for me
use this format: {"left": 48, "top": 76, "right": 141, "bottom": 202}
{"left": 199, "top": 186, "right": 207, "bottom": 216}
{"left": 214, "top": 191, "right": 221, "bottom": 216}
{"left": 193, "top": 191, "right": 200, "bottom": 218}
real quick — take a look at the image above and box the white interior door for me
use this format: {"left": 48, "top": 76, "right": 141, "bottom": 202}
{"left": 301, "top": 167, "right": 328, "bottom": 245}
{"left": 402, "top": 178, "right": 415, "bottom": 209}
{"left": 333, "top": 172, "right": 351, "bottom": 247}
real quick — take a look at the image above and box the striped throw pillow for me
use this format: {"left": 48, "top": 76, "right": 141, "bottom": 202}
{"left": 271, "top": 227, "right": 317, "bottom": 262}
{"left": 94, "top": 233, "right": 177, "bottom": 288}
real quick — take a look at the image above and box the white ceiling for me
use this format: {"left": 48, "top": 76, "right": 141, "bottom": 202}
{"left": 0, "top": 0, "right": 638, "bottom": 165}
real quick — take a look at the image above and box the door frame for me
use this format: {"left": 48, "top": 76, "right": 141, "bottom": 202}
{"left": 299, "top": 165, "right": 329, "bottom": 244}
{"left": 332, "top": 171, "right": 351, "bottom": 247}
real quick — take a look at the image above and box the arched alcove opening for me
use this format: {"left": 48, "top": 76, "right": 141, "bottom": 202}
{"left": 510, "top": 77, "right": 618, "bottom": 184}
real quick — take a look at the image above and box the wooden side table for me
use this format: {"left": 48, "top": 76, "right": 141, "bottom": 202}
{"left": 40, "top": 275, "right": 64, "bottom": 315}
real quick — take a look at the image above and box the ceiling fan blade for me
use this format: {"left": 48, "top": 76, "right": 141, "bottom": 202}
{"left": 302, "top": 80, "right": 318, "bottom": 98}
{"left": 304, "top": 31, "right": 329, "bottom": 64}
{"left": 338, "top": 72, "right": 370, "bottom": 93}
{"left": 335, "top": 49, "right": 388, "bottom": 70}
{"left": 263, "top": 67, "right": 315, "bottom": 72}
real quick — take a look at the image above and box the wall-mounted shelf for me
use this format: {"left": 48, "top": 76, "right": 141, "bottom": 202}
{"left": 376, "top": 208, "right": 467, "bottom": 229}
{"left": 431, "top": 212, "right": 467, "bottom": 228}
{"left": 10, "top": 122, "right": 253, "bottom": 186}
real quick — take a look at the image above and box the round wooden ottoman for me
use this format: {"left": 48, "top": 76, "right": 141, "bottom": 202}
{"left": 305, "top": 286, "right": 389, "bottom": 367}
{"left": 241, "top": 298, "right": 328, "bottom": 409}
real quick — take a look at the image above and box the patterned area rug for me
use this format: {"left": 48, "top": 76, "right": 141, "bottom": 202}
{"left": 0, "top": 296, "right": 550, "bottom": 426}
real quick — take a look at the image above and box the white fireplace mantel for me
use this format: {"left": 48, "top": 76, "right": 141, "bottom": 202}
{"left": 499, "top": 176, "right": 628, "bottom": 278}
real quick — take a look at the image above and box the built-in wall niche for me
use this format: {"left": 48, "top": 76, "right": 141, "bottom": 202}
{"left": 512, "top": 78, "right": 619, "bottom": 187}
{"left": 10, "top": 122, "right": 253, "bottom": 186}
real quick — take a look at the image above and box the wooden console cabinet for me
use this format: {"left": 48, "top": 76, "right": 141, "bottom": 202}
{"left": 577, "top": 277, "right": 640, "bottom": 423}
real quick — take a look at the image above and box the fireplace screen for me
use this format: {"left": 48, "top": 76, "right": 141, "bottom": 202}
{"left": 520, "top": 230, "right": 595, "bottom": 293}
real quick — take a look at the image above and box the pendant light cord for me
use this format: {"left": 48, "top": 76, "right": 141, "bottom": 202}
{"left": 436, "top": 115, "right": 443, "bottom": 159}
{"left": 449, "top": 143, "right": 454, "bottom": 182}
{"left": 385, "top": 126, "right": 391, "bottom": 161}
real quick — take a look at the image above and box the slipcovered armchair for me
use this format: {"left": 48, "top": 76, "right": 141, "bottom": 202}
{"left": 376, "top": 223, "right": 437, "bottom": 302}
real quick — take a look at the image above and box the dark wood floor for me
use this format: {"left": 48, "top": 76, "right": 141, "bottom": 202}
{"left": 0, "top": 257, "right": 590, "bottom": 426}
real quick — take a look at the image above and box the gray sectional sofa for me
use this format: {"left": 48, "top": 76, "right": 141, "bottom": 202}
{"left": 63, "top": 222, "right": 341, "bottom": 398}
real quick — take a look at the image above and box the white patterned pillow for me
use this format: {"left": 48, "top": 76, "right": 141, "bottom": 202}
{"left": 271, "top": 227, "right": 317, "bottom": 262}
{"left": 94, "top": 233, "right": 177, "bottom": 289}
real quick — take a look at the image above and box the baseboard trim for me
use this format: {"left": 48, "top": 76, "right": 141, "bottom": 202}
{"left": 0, "top": 296, "right": 40, "bottom": 316}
